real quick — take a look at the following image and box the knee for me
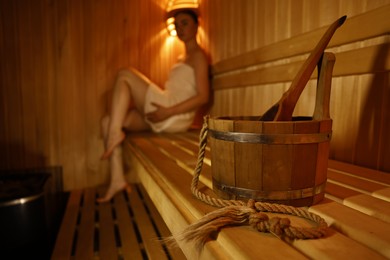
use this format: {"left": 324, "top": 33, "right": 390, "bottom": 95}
{"left": 116, "top": 67, "right": 145, "bottom": 83}
{"left": 114, "top": 70, "right": 134, "bottom": 89}
{"left": 117, "top": 67, "right": 136, "bottom": 79}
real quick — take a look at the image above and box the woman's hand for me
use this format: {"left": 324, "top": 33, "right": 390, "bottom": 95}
{"left": 145, "top": 102, "right": 173, "bottom": 123}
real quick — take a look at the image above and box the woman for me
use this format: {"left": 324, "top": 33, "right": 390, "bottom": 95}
{"left": 97, "top": 9, "right": 210, "bottom": 203}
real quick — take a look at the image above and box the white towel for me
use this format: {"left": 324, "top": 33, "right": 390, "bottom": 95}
{"left": 144, "top": 62, "right": 197, "bottom": 133}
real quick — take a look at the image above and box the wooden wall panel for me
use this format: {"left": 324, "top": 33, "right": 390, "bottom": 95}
{"left": 202, "top": 0, "right": 390, "bottom": 62}
{"left": 201, "top": 0, "right": 390, "bottom": 172}
{"left": 0, "top": 0, "right": 389, "bottom": 190}
{"left": 0, "top": 0, "right": 182, "bottom": 190}
{"left": 1, "top": 1, "right": 23, "bottom": 165}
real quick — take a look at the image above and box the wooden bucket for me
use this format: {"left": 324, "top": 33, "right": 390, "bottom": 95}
{"left": 209, "top": 51, "right": 336, "bottom": 207}
{"left": 209, "top": 116, "right": 332, "bottom": 206}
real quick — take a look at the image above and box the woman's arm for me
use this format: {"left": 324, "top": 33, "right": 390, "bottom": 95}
{"left": 146, "top": 50, "right": 210, "bottom": 123}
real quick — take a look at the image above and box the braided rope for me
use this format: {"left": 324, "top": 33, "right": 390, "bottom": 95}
{"left": 189, "top": 116, "right": 328, "bottom": 240}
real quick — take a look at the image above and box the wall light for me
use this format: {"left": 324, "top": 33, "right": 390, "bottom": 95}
{"left": 165, "top": 0, "right": 199, "bottom": 37}
{"left": 166, "top": 17, "right": 177, "bottom": 37}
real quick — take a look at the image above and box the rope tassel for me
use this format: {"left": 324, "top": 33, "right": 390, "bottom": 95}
{"left": 175, "top": 205, "right": 254, "bottom": 251}
{"left": 175, "top": 199, "right": 328, "bottom": 251}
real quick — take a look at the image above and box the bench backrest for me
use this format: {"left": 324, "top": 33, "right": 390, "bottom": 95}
{"left": 211, "top": 5, "right": 389, "bottom": 90}
{"left": 208, "top": 5, "right": 390, "bottom": 171}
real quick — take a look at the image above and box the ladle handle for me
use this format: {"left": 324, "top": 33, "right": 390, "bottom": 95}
{"left": 313, "top": 52, "right": 336, "bottom": 120}
{"left": 274, "top": 15, "right": 346, "bottom": 121}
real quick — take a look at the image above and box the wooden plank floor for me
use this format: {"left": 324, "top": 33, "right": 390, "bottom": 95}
{"left": 51, "top": 184, "right": 186, "bottom": 260}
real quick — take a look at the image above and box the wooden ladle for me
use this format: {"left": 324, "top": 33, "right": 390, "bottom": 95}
{"left": 260, "top": 15, "right": 346, "bottom": 121}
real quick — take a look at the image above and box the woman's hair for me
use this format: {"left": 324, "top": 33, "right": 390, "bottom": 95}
{"left": 174, "top": 9, "right": 198, "bottom": 24}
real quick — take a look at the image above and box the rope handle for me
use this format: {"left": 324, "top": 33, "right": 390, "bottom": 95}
{"left": 184, "top": 116, "right": 328, "bottom": 245}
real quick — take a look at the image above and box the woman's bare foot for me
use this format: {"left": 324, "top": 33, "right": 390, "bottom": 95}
{"left": 96, "top": 182, "right": 131, "bottom": 203}
{"left": 101, "top": 131, "right": 126, "bottom": 160}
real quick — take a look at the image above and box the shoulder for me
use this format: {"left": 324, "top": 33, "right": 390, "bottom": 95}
{"left": 190, "top": 48, "right": 209, "bottom": 71}
{"left": 194, "top": 48, "right": 208, "bottom": 63}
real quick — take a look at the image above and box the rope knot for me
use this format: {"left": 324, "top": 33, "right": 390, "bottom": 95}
{"left": 248, "top": 212, "right": 269, "bottom": 231}
{"left": 269, "top": 217, "right": 291, "bottom": 236}
{"left": 247, "top": 199, "right": 256, "bottom": 209}
{"left": 248, "top": 200, "right": 269, "bottom": 232}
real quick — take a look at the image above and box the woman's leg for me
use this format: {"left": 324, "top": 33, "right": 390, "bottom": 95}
{"left": 101, "top": 68, "right": 151, "bottom": 159}
{"left": 97, "top": 68, "right": 153, "bottom": 203}
{"left": 97, "top": 110, "right": 149, "bottom": 203}
{"left": 97, "top": 115, "right": 128, "bottom": 203}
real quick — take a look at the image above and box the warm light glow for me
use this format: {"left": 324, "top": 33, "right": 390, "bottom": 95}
{"left": 166, "top": 0, "right": 199, "bottom": 14}
{"left": 165, "top": 0, "right": 199, "bottom": 37}
{"left": 166, "top": 17, "right": 177, "bottom": 37}
{"left": 166, "top": 17, "right": 175, "bottom": 24}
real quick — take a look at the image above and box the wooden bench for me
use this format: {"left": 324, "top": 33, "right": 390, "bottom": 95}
{"left": 53, "top": 5, "right": 390, "bottom": 259}
{"left": 125, "top": 131, "right": 390, "bottom": 259}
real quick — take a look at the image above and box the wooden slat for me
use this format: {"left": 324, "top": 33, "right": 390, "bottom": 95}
{"left": 373, "top": 188, "right": 390, "bottom": 201}
{"left": 213, "top": 59, "right": 304, "bottom": 90}
{"left": 218, "top": 226, "right": 307, "bottom": 260}
{"left": 293, "top": 228, "right": 387, "bottom": 260}
{"left": 212, "top": 5, "right": 390, "bottom": 74}
{"left": 334, "top": 43, "right": 390, "bottom": 76}
{"left": 343, "top": 194, "right": 390, "bottom": 223}
{"left": 325, "top": 182, "right": 361, "bottom": 200}
{"left": 150, "top": 136, "right": 198, "bottom": 168}
{"left": 164, "top": 134, "right": 198, "bottom": 157}
{"left": 167, "top": 132, "right": 212, "bottom": 161}
{"left": 310, "top": 200, "right": 390, "bottom": 258}
{"left": 148, "top": 135, "right": 213, "bottom": 189}
{"left": 327, "top": 170, "right": 389, "bottom": 194}
{"left": 75, "top": 188, "right": 96, "bottom": 259}
{"left": 128, "top": 186, "right": 169, "bottom": 260}
{"left": 137, "top": 185, "right": 187, "bottom": 260}
{"left": 97, "top": 187, "right": 119, "bottom": 259}
{"left": 213, "top": 44, "right": 390, "bottom": 90}
{"left": 128, "top": 135, "right": 214, "bottom": 220}
{"left": 113, "top": 190, "right": 144, "bottom": 259}
{"left": 328, "top": 159, "right": 390, "bottom": 185}
{"left": 181, "top": 130, "right": 202, "bottom": 142}
{"left": 331, "top": 5, "right": 390, "bottom": 48}
{"left": 324, "top": 182, "right": 390, "bottom": 224}
{"left": 51, "top": 190, "right": 82, "bottom": 259}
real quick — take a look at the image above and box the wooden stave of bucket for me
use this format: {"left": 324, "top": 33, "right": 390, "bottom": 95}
{"left": 209, "top": 116, "right": 332, "bottom": 207}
